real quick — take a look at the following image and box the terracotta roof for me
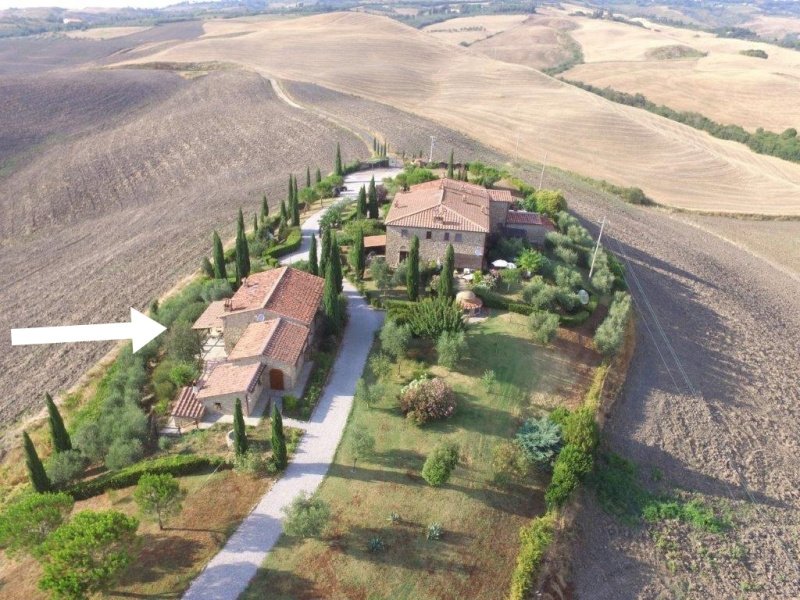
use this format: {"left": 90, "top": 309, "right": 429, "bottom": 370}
{"left": 506, "top": 211, "right": 547, "bottom": 226}
{"left": 197, "top": 361, "right": 264, "bottom": 399}
{"left": 192, "top": 300, "right": 227, "bottom": 330}
{"left": 386, "top": 178, "right": 504, "bottom": 233}
{"left": 228, "top": 318, "right": 308, "bottom": 365}
{"left": 172, "top": 386, "right": 205, "bottom": 420}
{"left": 224, "top": 266, "right": 324, "bottom": 326}
{"left": 364, "top": 234, "right": 386, "bottom": 248}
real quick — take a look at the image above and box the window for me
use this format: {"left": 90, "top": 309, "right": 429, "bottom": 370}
{"left": 455, "top": 233, "right": 463, "bottom": 242}
{"left": 214, "top": 402, "right": 222, "bottom": 412}
{"left": 401, "top": 229, "right": 409, "bottom": 238}
{"left": 426, "top": 231, "right": 432, "bottom": 240}
{"left": 443, "top": 232, "right": 450, "bottom": 241}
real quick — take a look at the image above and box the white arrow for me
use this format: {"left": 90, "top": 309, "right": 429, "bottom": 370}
{"left": 10, "top": 308, "right": 167, "bottom": 353}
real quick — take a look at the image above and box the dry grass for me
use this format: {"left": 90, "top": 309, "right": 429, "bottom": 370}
{"left": 422, "top": 14, "right": 530, "bottom": 45}
{"left": 114, "top": 12, "right": 800, "bottom": 216}
{"left": 64, "top": 26, "right": 152, "bottom": 40}
{"left": 743, "top": 14, "right": 800, "bottom": 39}
{"left": 559, "top": 8, "right": 800, "bottom": 131}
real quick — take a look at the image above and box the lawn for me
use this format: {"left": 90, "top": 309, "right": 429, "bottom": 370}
{"left": 242, "top": 311, "right": 598, "bottom": 600}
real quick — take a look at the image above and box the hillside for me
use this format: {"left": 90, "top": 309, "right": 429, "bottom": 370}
{"left": 115, "top": 11, "right": 800, "bottom": 215}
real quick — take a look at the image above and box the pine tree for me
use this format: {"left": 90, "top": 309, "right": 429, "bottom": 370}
{"left": 291, "top": 175, "right": 300, "bottom": 226}
{"left": 315, "top": 168, "right": 322, "bottom": 184}
{"left": 306, "top": 166, "right": 311, "bottom": 188}
{"left": 261, "top": 194, "right": 269, "bottom": 225}
{"left": 350, "top": 227, "right": 365, "bottom": 281}
{"left": 330, "top": 231, "right": 343, "bottom": 293}
{"left": 439, "top": 243, "right": 455, "bottom": 299}
{"left": 280, "top": 200, "right": 288, "bottom": 222}
{"left": 271, "top": 404, "right": 287, "bottom": 470}
{"left": 367, "top": 176, "right": 378, "bottom": 219}
{"left": 320, "top": 227, "right": 331, "bottom": 277}
{"left": 45, "top": 393, "right": 71, "bottom": 453}
{"left": 356, "top": 185, "right": 367, "bottom": 219}
{"left": 407, "top": 235, "right": 420, "bottom": 301}
{"left": 236, "top": 208, "right": 250, "bottom": 279}
{"left": 23, "top": 431, "right": 50, "bottom": 493}
{"left": 233, "top": 398, "right": 248, "bottom": 457}
{"left": 212, "top": 231, "right": 227, "bottom": 280}
{"left": 309, "top": 234, "right": 319, "bottom": 276}
{"left": 334, "top": 142, "right": 343, "bottom": 176}
{"left": 447, "top": 149, "right": 455, "bottom": 178}
{"left": 322, "top": 255, "right": 340, "bottom": 334}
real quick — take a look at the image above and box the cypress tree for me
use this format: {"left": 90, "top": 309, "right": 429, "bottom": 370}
{"left": 407, "top": 235, "right": 420, "bottom": 301}
{"left": 253, "top": 213, "right": 259, "bottom": 236}
{"left": 212, "top": 231, "right": 227, "bottom": 280}
{"left": 236, "top": 208, "right": 250, "bottom": 279}
{"left": 447, "top": 149, "right": 455, "bottom": 178}
{"left": 306, "top": 166, "right": 311, "bottom": 188}
{"left": 271, "top": 404, "right": 287, "bottom": 469}
{"left": 439, "top": 243, "right": 455, "bottom": 299}
{"left": 280, "top": 200, "right": 288, "bottom": 222}
{"left": 291, "top": 175, "right": 300, "bottom": 226}
{"left": 373, "top": 137, "right": 377, "bottom": 154}
{"left": 367, "top": 176, "right": 378, "bottom": 219}
{"left": 309, "top": 234, "right": 319, "bottom": 276}
{"left": 320, "top": 227, "right": 331, "bottom": 276}
{"left": 234, "top": 254, "right": 241, "bottom": 288}
{"left": 350, "top": 227, "right": 365, "bottom": 281}
{"left": 288, "top": 174, "right": 294, "bottom": 209}
{"left": 201, "top": 257, "right": 215, "bottom": 278}
{"left": 322, "top": 255, "right": 340, "bottom": 334}
{"left": 330, "top": 231, "right": 343, "bottom": 293}
{"left": 261, "top": 194, "right": 269, "bottom": 225}
{"left": 356, "top": 185, "right": 367, "bottom": 219}
{"left": 45, "top": 393, "right": 71, "bottom": 453}
{"left": 315, "top": 168, "right": 322, "bottom": 184}
{"left": 23, "top": 431, "right": 49, "bottom": 493}
{"left": 334, "top": 142, "right": 343, "bottom": 176}
{"left": 233, "top": 398, "right": 248, "bottom": 457}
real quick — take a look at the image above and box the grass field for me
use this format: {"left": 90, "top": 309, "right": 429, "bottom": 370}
{"left": 115, "top": 12, "right": 800, "bottom": 215}
{"left": 241, "top": 312, "right": 597, "bottom": 599}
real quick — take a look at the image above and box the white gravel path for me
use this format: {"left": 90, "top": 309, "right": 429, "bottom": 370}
{"left": 183, "top": 199, "right": 384, "bottom": 600}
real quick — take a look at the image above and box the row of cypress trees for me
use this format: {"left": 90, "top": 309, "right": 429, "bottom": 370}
{"left": 231, "top": 399, "right": 287, "bottom": 470}
{"left": 372, "top": 137, "right": 388, "bottom": 158}
{"left": 404, "top": 237, "right": 456, "bottom": 302}
{"left": 23, "top": 393, "right": 73, "bottom": 492}
{"left": 355, "top": 176, "right": 380, "bottom": 220}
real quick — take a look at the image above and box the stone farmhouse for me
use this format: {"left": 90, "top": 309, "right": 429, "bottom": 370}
{"left": 384, "top": 178, "right": 554, "bottom": 270}
{"left": 173, "top": 266, "right": 324, "bottom": 422}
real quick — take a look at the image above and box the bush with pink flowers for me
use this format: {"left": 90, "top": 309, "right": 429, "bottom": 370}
{"left": 398, "top": 377, "right": 457, "bottom": 425}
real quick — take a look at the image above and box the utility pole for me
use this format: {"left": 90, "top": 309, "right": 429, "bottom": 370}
{"left": 588, "top": 216, "right": 606, "bottom": 279}
{"left": 429, "top": 135, "right": 436, "bottom": 163}
{"left": 538, "top": 152, "right": 548, "bottom": 189}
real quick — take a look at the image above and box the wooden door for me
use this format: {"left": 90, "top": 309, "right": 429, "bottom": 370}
{"left": 269, "top": 368, "right": 285, "bottom": 390}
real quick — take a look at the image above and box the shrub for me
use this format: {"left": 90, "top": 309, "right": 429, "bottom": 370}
{"left": 481, "top": 369, "right": 496, "bottom": 391}
{"left": 421, "top": 441, "right": 459, "bottom": 486}
{"left": 164, "top": 320, "right": 202, "bottom": 363}
{"left": 282, "top": 493, "right": 330, "bottom": 538}
{"left": 555, "top": 288, "right": 581, "bottom": 312}
{"left": 282, "top": 394, "right": 300, "bottom": 412}
{"left": 67, "top": 454, "right": 227, "bottom": 501}
{"left": 545, "top": 444, "right": 593, "bottom": 508}
{"left": 554, "top": 265, "right": 583, "bottom": 290}
{"left": 380, "top": 319, "right": 411, "bottom": 362}
{"left": 562, "top": 406, "right": 599, "bottom": 453}
{"left": 508, "top": 513, "right": 556, "bottom": 600}
{"left": 594, "top": 291, "right": 632, "bottom": 355}
{"left": 522, "top": 277, "right": 558, "bottom": 310}
{"left": 264, "top": 226, "right": 302, "bottom": 259}
{"left": 406, "top": 298, "right": 465, "bottom": 339}
{"left": 436, "top": 330, "right": 467, "bottom": 369}
{"left": 492, "top": 440, "right": 530, "bottom": 484}
{"left": 368, "top": 353, "right": 392, "bottom": 380}
{"left": 554, "top": 245, "right": 578, "bottom": 265}
{"left": 426, "top": 522, "right": 443, "bottom": 540}
{"left": 516, "top": 417, "right": 563, "bottom": 465}
{"left": 548, "top": 406, "right": 571, "bottom": 427}
{"left": 368, "top": 536, "right": 385, "bottom": 552}
{"left": 527, "top": 311, "right": 559, "bottom": 344}
{"left": 399, "top": 377, "right": 457, "bottom": 425}
{"left": 233, "top": 450, "right": 274, "bottom": 475}
{"left": 105, "top": 438, "right": 144, "bottom": 471}
{"left": 516, "top": 248, "right": 544, "bottom": 275}
{"left": 46, "top": 450, "right": 88, "bottom": 489}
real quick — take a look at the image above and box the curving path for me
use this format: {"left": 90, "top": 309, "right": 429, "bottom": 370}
{"left": 183, "top": 193, "right": 384, "bottom": 600}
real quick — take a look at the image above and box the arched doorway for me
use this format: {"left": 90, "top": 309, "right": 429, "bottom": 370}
{"left": 269, "top": 368, "right": 285, "bottom": 390}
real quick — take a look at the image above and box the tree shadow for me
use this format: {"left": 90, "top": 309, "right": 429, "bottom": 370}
{"left": 112, "top": 534, "right": 205, "bottom": 592}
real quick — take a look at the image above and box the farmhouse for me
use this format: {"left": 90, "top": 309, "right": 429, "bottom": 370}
{"left": 384, "top": 178, "right": 553, "bottom": 269}
{"left": 182, "top": 266, "right": 325, "bottom": 418}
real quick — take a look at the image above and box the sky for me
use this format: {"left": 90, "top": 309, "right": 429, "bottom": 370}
{"left": 0, "top": 0, "right": 177, "bottom": 9}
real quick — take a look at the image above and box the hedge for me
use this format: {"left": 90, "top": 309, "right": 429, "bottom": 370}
{"left": 67, "top": 454, "right": 229, "bottom": 501}
{"left": 264, "top": 227, "right": 302, "bottom": 259}
{"left": 508, "top": 512, "right": 556, "bottom": 600}
{"left": 385, "top": 298, "right": 415, "bottom": 323}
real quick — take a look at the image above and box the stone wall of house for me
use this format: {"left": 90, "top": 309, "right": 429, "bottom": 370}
{"left": 199, "top": 380, "right": 263, "bottom": 416}
{"left": 386, "top": 226, "right": 486, "bottom": 269}
{"left": 505, "top": 224, "right": 549, "bottom": 246}
{"left": 489, "top": 201, "right": 510, "bottom": 233}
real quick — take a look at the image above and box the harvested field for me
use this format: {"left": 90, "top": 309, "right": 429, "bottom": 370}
{"left": 0, "top": 67, "right": 364, "bottom": 430}
{"left": 115, "top": 12, "right": 800, "bottom": 215}
{"left": 64, "top": 26, "right": 152, "bottom": 40}
{"left": 744, "top": 14, "right": 800, "bottom": 39}
{"left": 421, "top": 14, "right": 530, "bottom": 45}
{"left": 560, "top": 9, "right": 800, "bottom": 131}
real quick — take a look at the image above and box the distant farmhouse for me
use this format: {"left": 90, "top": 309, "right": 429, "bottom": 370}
{"left": 173, "top": 266, "right": 324, "bottom": 424}
{"left": 385, "top": 178, "right": 555, "bottom": 270}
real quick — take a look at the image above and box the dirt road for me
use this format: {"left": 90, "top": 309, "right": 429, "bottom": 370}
{"left": 565, "top": 196, "right": 800, "bottom": 598}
